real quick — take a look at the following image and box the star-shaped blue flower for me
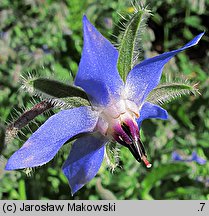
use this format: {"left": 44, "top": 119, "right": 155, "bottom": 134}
{"left": 5, "top": 15, "right": 203, "bottom": 195}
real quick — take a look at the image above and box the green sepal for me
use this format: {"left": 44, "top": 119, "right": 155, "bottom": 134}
{"left": 117, "top": 8, "right": 150, "bottom": 81}
{"left": 105, "top": 141, "right": 120, "bottom": 172}
{"left": 32, "top": 78, "right": 89, "bottom": 100}
{"left": 146, "top": 81, "right": 199, "bottom": 105}
{"left": 58, "top": 96, "right": 90, "bottom": 108}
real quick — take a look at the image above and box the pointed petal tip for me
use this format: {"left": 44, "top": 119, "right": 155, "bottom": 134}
{"left": 70, "top": 190, "right": 75, "bottom": 197}
{"left": 5, "top": 157, "right": 20, "bottom": 170}
{"left": 63, "top": 168, "right": 85, "bottom": 196}
{"left": 5, "top": 163, "right": 24, "bottom": 171}
{"left": 193, "top": 32, "right": 204, "bottom": 45}
{"left": 82, "top": 15, "right": 92, "bottom": 30}
{"left": 183, "top": 32, "right": 204, "bottom": 49}
{"left": 69, "top": 184, "right": 77, "bottom": 196}
{"left": 4, "top": 163, "right": 13, "bottom": 171}
{"left": 198, "top": 32, "right": 205, "bottom": 39}
{"left": 58, "top": 164, "right": 82, "bottom": 196}
{"left": 70, "top": 185, "right": 82, "bottom": 196}
{"left": 82, "top": 14, "right": 88, "bottom": 23}
{"left": 82, "top": 15, "right": 92, "bottom": 33}
{"left": 5, "top": 155, "right": 45, "bottom": 171}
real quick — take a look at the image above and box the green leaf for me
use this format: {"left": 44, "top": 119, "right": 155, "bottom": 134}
{"left": 117, "top": 8, "right": 150, "bottom": 81}
{"left": 146, "top": 81, "right": 199, "bottom": 105}
{"left": 165, "top": 186, "right": 206, "bottom": 200}
{"left": 185, "top": 16, "right": 202, "bottom": 30}
{"left": 140, "top": 163, "right": 190, "bottom": 199}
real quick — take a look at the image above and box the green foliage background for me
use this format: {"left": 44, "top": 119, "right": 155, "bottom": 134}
{"left": 0, "top": 0, "right": 208, "bottom": 200}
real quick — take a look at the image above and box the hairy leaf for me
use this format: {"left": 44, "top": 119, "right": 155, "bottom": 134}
{"left": 146, "top": 81, "right": 199, "bottom": 105}
{"left": 117, "top": 7, "right": 150, "bottom": 81}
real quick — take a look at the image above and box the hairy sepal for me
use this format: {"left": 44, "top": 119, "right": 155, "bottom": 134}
{"left": 5, "top": 100, "right": 53, "bottom": 143}
{"left": 22, "top": 76, "right": 90, "bottom": 107}
{"left": 105, "top": 141, "right": 120, "bottom": 172}
{"left": 146, "top": 81, "right": 200, "bottom": 105}
{"left": 117, "top": 7, "right": 151, "bottom": 81}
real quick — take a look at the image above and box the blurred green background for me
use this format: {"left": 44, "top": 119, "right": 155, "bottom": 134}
{"left": 0, "top": 0, "right": 208, "bottom": 200}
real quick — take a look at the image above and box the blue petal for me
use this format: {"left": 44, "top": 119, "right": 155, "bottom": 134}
{"left": 74, "top": 15, "right": 123, "bottom": 106}
{"left": 5, "top": 107, "right": 98, "bottom": 170}
{"left": 62, "top": 133, "right": 107, "bottom": 195}
{"left": 125, "top": 33, "right": 204, "bottom": 105}
{"left": 172, "top": 152, "right": 184, "bottom": 161}
{"left": 137, "top": 102, "right": 168, "bottom": 126}
{"left": 190, "top": 151, "right": 206, "bottom": 165}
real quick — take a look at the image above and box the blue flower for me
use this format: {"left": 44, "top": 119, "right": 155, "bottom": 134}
{"left": 190, "top": 151, "right": 206, "bottom": 165}
{"left": 5, "top": 15, "right": 204, "bottom": 195}
{"left": 172, "top": 151, "right": 206, "bottom": 165}
{"left": 172, "top": 151, "right": 184, "bottom": 161}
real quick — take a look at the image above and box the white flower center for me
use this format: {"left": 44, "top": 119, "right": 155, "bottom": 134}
{"left": 94, "top": 97, "right": 152, "bottom": 168}
{"left": 95, "top": 98, "right": 139, "bottom": 137}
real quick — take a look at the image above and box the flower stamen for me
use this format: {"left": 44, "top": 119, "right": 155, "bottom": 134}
{"left": 116, "top": 121, "right": 152, "bottom": 168}
{"left": 141, "top": 155, "right": 152, "bottom": 168}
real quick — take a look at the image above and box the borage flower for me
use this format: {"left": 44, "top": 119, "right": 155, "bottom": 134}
{"left": 172, "top": 151, "right": 206, "bottom": 165}
{"left": 5, "top": 15, "right": 203, "bottom": 194}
